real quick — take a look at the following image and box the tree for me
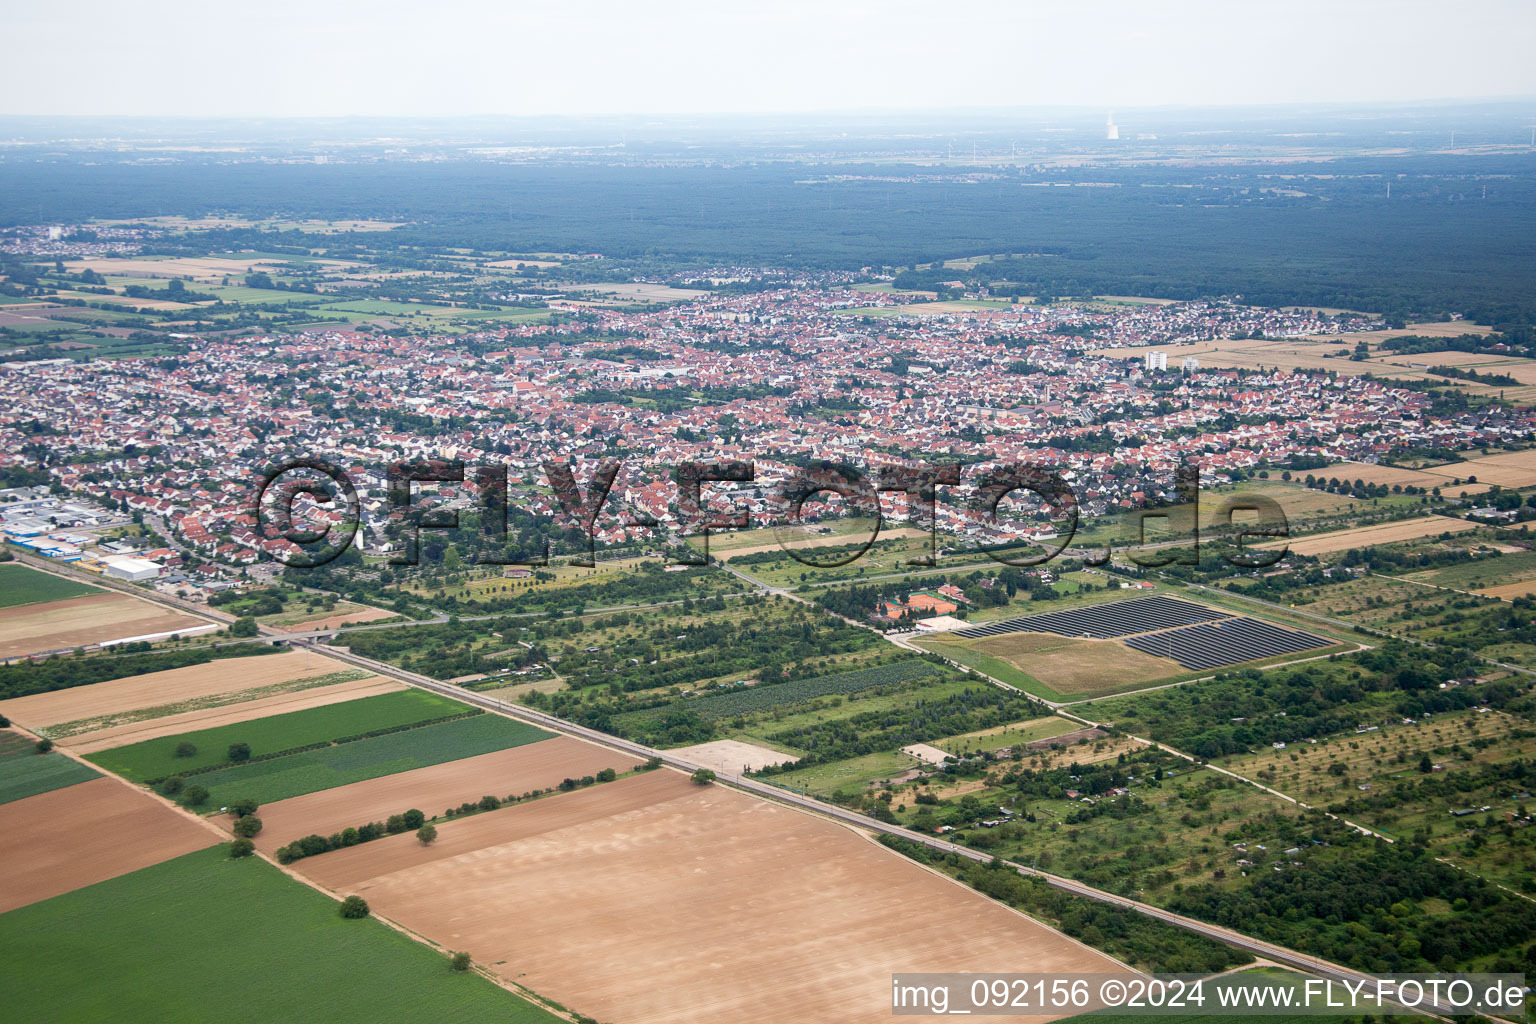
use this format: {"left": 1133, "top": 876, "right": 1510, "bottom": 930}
{"left": 0, "top": 713, "right": 8, "bottom": 727}
{"left": 159, "top": 775, "right": 185, "bottom": 796}
{"left": 34, "top": 738, "right": 53, "bottom": 754}
{"left": 691, "top": 768, "right": 717, "bottom": 785}
{"left": 229, "top": 617, "right": 258, "bottom": 637}
{"left": 229, "top": 798, "right": 259, "bottom": 818}
{"left": 229, "top": 837, "right": 256, "bottom": 858}
{"left": 417, "top": 824, "right": 438, "bottom": 845}
{"left": 1418, "top": 753, "right": 1434, "bottom": 774}
{"left": 450, "top": 951, "right": 472, "bottom": 972}
{"left": 232, "top": 815, "right": 263, "bottom": 838}
{"left": 402, "top": 808, "right": 425, "bottom": 829}
{"left": 175, "top": 741, "right": 197, "bottom": 758}
{"left": 183, "top": 784, "right": 209, "bottom": 807}
{"left": 227, "top": 742, "right": 252, "bottom": 763}
{"left": 338, "top": 895, "right": 370, "bottom": 919}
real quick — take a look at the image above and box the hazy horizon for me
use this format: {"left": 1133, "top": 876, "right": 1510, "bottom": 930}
{"left": 3, "top": 0, "right": 1535, "bottom": 118}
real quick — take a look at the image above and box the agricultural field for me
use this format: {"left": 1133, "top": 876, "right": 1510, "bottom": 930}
{"left": 0, "top": 563, "right": 99, "bottom": 609}
{"left": 244, "top": 735, "right": 633, "bottom": 853}
{"left": 0, "top": 590, "right": 213, "bottom": 658}
{"left": 694, "top": 518, "right": 927, "bottom": 560}
{"left": 0, "top": 729, "right": 100, "bottom": 804}
{"left": 0, "top": 776, "right": 217, "bottom": 913}
{"left": 934, "top": 715, "right": 1081, "bottom": 757}
{"left": 768, "top": 749, "right": 919, "bottom": 797}
{"left": 185, "top": 712, "right": 553, "bottom": 807}
{"left": 1090, "top": 323, "right": 1500, "bottom": 383}
{"left": 920, "top": 631, "right": 1185, "bottom": 699}
{"left": 733, "top": 674, "right": 1039, "bottom": 764}
{"left": 63, "top": 673, "right": 402, "bottom": 754}
{"left": 86, "top": 689, "right": 471, "bottom": 781}
{"left": 550, "top": 280, "right": 709, "bottom": 303}
{"left": 294, "top": 769, "right": 1127, "bottom": 1024}
{"left": 1450, "top": 449, "right": 1536, "bottom": 489}
{"left": 1256, "top": 515, "right": 1479, "bottom": 557}
{"left": 0, "top": 649, "right": 361, "bottom": 737}
{"left": 720, "top": 529, "right": 995, "bottom": 588}
{"left": 665, "top": 738, "right": 800, "bottom": 774}
{"left": 267, "top": 601, "right": 399, "bottom": 632}
{"left": 393, "top": 555, "right": 746, "bottom": 614}
{"left": 1307, "top": 461, "right": 1493, "bottom": 496}
{"left": 672, "top": 659, "right": 946, "bottom": 720}
{"left": 0, "top": 845, "right": 562, "bottom": 1024}
{"left": 533, "top": 594, "right": 885, "bottom": 694}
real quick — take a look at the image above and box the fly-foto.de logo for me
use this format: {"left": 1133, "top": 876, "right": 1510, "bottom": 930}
{"left": 251, "top": 456, "right": 1289, "bottom": 570}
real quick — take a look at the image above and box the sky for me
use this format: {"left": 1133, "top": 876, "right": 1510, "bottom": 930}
{"left": 2, "top": 0, "right": 1534, "bottom": 118}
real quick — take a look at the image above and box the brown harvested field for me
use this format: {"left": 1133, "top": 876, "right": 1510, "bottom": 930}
{"left": 552, "top": 281, "right": 709, "bottom": 301}
{"left": 1090, "top": 323, "right": 1492, "bottom": 381}
{"left": 298, "top": 770, "right": 1124, "bottom": 1024}
{"left": 973, "top": 632, "right": 1184, "bottom": 693}
{"left": 1258, "top": 516, "right": 1478, "bottom": 557}
{"left": 1312, "top": 461, "right": 1491, "bottom": 496}
{"left": 276, "top": 604, "right": 398, "bottom": 632}
{"left": 243, "top": 735, "right": 632, "bottom": 853}
{"left": 64, "top": 676, "right": 402, "bottom": 754}
{"left": 1305, "top": 321, "right": 1493, "bottom": 344}
{"left": 0, "top": 592, "right": 211, "bottom": 658}
{"left": 721, "top": 526, "right": 927, "bottom": 559}
{"left": 64, "top": 256, "right": 273, "bottom": 281}
{"left": 1476, "top": 580, "right": 1536, "bottom": 601}
{"left": 0, "top": 776, "right": 217, "bottom": 913}
{"left": 0, "top": 649, "right": 352, "bottom": 730}
{"left": 1450, "top": 450, "right": 1536, "bottom": 489}
{"left": 666, "top": 739, "right": 798, "bottom": 775}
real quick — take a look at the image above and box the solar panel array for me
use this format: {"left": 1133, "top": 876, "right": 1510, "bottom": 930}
{"left": 1123, "top": 616, "right": 1332, "bottom": 670}
{"left": 951, "top": 596, "right": 1231, "bottom": 639}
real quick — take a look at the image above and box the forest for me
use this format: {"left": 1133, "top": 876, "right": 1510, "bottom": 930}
{"left": 3, "top": 155, "right": 1534, "bottom": 323}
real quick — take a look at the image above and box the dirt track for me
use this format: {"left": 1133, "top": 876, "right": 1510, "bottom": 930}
{"left": 297, "top": 770, "right": 1125, "bottom": 1024}
{"left": 0, "top": 776, "right": 217, "bottom": 913}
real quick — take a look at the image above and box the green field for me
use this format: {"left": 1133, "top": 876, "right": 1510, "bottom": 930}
{"left": 934, "top": 715, "right": 1079, "bottom": 756}
{"left": 0, "top": 564, "right": 99, "bottom": 609}
{"left": 777, "top": 749, "right": 921, "bottom": 797}
{"left": 0, "top": 845, "right": 561, "bottom": 1024}
{"left": 87, "top": 690, "right": 471, "bottom": 781}
{"left": 0, "top": 731, "right": 100, "bottom": 804}
{"left": 189, "top": 713, "right": 553, "bottom": 807}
